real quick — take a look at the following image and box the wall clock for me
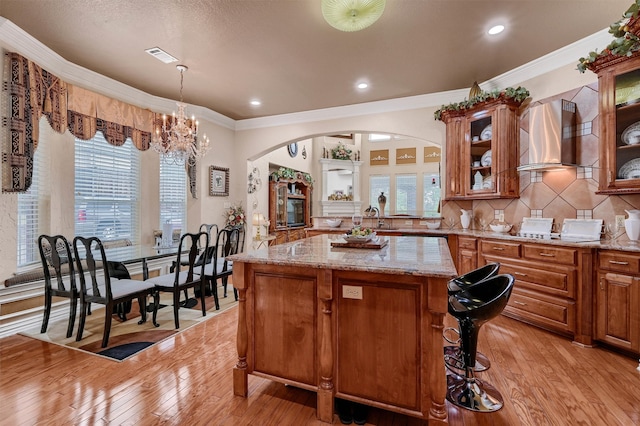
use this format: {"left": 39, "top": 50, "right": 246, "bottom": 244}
{"left": 288, "top": 142, "right": 298, "bottom": 157}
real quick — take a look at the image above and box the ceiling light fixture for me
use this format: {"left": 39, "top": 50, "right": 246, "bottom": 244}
{"left": 357, "top": 82, "right": 369, "bottom": 89}
{"left": 250, "top": 100, "right": 261, "bottom": 106}
{"left": 321, "top": 0, "right": 386, "bottom": 32}
{"left": 488, "top": 24, "right": 505, "bottom": 35}
{"left": 151, "top": 65, "right": 210, "bottom": 165}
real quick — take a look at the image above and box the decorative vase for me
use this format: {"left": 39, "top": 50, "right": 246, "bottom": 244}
{"left": 625, "top": 210, "right": 640, "bottom": 241}
{"left": 460, "top": 209, "right": 472, "bottom": 230}
{"left": 378, "top": 192, "right": 387, "bottom": 216}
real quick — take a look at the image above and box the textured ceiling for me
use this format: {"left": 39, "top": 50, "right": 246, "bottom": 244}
{"left": 0, "top": 0, "right": 632, "bottom": 120}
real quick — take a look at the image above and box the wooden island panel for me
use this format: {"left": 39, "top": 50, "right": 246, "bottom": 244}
{"left": 230, "top": 235, "right": 456, "bottom": 424}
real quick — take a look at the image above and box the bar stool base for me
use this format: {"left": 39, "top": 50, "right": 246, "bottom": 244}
{"left": 446, "top": 374, "right": 504, "bottom": 412}
{"left": 444, "top": 345, "right": 491, "bottom": 373}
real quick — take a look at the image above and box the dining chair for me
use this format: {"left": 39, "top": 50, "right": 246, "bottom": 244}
{"left": 38, "top": 234, "right": 79, "bottom": 338}
{"left": 203, "top": 226, "right": 240, "bottom": 310}
{"left": 73, "top": 236, "right": 159, "bottom": 348}
{"left": 145, "top": 231, "right": 209, "bottom": 328}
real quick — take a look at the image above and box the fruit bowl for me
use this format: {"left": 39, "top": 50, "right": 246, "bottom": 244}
{"left": 489, "top": 223, "right": 512, "bottom": 233}
{"left": 325, "top": 218, "right": 342, "bottom": 228}
{"left": 344, "top": 228, "right": 376, "bottom": 242}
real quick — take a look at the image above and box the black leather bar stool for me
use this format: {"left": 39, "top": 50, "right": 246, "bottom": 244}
{"left": 444, "top": 263, "right": 500, "bottom": 373}
{"left": 446, "top": 274, "right": 514, "bottom": 412}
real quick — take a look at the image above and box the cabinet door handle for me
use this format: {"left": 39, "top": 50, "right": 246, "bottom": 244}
{"left": 538, "top": 252, "right": 555, "bottom": 257}
{"left": 513, "top": 301, "right": 526, "bottom": 306}
{"left": 608, "top": 260, "right": 629, "bottom": 265}
{"left": 600, "top": 277, "right": 604, "bottom": 290}
{"left": 514, "top": 271, "right": 527, "bottom": 277}
{"left": 492, "top": 247, "right": 504, "bottom": 251}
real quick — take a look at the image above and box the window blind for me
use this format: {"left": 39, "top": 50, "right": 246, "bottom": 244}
{"left": 395, "top": 174, "right": 417, "bottom": 215}
{"left": 17, "top": 130, "right": 48, "bottom": 267}
{"left": 159, "top": 160, "right": 187, "bottom": 231}
{"left": 75, "top": 132, "right": 140, "bottom": 243}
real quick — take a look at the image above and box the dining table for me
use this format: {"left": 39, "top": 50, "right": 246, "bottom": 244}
{"left": 103, "top": 244, "right": 180, "bottom": 280}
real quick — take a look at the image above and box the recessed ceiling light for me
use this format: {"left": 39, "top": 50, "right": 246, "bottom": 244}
{"left": 357, "top": 82, "right": 369, "bottom": 90}
{"left": 488, "top": 25, "right": 505, "bottom": 35}
{"left": 250, "top": 100, "right": 261, "bottom": 106}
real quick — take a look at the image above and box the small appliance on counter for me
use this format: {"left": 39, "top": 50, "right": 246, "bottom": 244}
{"left": 517, "top": 217, "right": 554, "bottom": 239}
{"left": 560, "top": 219, "right": 603, "bottom": 242}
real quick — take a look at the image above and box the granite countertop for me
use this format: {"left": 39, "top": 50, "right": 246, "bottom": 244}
{"left": 228, "top": 234, "right": 457, "bottom": 278}
{"left": 310, "top": 226, "right": 640, "bottom": 253}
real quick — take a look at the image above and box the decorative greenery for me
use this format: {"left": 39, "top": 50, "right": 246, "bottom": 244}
{"left": 577, "top": 0, "right": 640, "bottom": 73}
{"left": 224, "top": 202, "right": 245, "bottom": 227}
{"left": 433, "top": 86, "right": 530, "bottom": 121}
{"left": 331, "top": 143, "right": 352, "bottom": 160}
{"left": 270, "top": 167, "right": 314, "bottom": 188}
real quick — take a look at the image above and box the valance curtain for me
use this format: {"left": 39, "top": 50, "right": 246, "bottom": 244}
{"left": 2, "top": 52, "right": 164, "bottom": 193}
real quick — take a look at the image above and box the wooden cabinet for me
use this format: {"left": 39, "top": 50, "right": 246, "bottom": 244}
{"left": 596, "top": 250, "right": 640, "bottom": 353}
{"left": 269, "top": 176, "right": 312, "bottom": 245}
{"left": 480, "top": 239, "right": 593, "bottom": 344}
{"left": 594, "top": 54, "right": 640, "bottom": 194}
{"left": 457, "top": 236, "right": 478, "bottom": 275}
{"left": 440, "top": 97, "right": 521, "bottom": 200}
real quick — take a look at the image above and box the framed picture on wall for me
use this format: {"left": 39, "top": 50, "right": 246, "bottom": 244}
{"left": 209, "top": 165, "right": 229, "bottom": 196}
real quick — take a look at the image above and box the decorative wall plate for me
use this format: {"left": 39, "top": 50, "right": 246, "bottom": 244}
{"left": 481, "top": 150, "right": 492, "bottom": 167}
{"left": 480, "top": 125, "right": 492, "bottom": 141}
{"left": 622, "top": 121, "right": 640, "bottom": 145}
{"left": 618, "top": 158, "right": 640, "bottom": 179}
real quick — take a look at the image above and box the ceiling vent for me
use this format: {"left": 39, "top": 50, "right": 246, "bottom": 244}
{"left": 144, "top": 47, "right": 178, "bottom": 64}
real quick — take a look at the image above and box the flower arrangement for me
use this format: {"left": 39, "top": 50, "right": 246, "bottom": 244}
{"left": 225, "top": 202, "right": 245, "bottom": 227}
{"left": 434, "top": 86, "right": 530, "bottom": 121}
{"left": 331, "top": 143, "right": 352, "bottom": 160}
{"left": 577, "top": 0, "right": 640, "bottom": 73}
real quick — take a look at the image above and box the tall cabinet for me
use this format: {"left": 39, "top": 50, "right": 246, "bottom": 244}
{"left": 269, "top": 176, "right": 312, "bottom": 245}
{"left": 439, "top": 97, "right": 522, "bottom": 200}
{"left": 592, "top": 53, "right": 640, "bottom": 194}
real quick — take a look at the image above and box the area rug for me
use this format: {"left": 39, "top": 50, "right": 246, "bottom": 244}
{"left": 20, "top": 286, "right": 237, "bottom": 362}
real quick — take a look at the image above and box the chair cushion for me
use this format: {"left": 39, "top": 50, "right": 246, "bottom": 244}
{"left": 110, "top": 279, "right": 155, "bottom": 298}
{"left": 146, "top": 271, "right": 200, "bottom": 288}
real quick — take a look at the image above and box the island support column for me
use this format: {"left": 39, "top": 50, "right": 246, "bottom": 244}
{"left": 233, "top": 262, "right": 248, "bottom": 396}
{"left": 317, "top": 269, "right": 335, "bottom": 422}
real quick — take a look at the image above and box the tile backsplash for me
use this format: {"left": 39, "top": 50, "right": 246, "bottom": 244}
{"left": 442, "top": 82, "right": 640, "bottom": 241}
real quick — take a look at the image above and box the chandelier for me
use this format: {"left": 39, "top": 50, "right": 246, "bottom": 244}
{"left": 151, "top": 65, "right": 210, "bottom": 165}
{"left": 321, "top": 0, "right": 386, "bottom": 32}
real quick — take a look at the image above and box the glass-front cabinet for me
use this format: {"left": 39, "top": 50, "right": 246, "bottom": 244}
{"left": 440, "top": 97, "right": 521, "bottom": 200}
{"left": 596, "top": 55, "right": 640, "bottom": 194}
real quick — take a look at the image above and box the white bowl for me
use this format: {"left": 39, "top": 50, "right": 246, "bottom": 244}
{"left": 325, "top": 219, "right": 342, "bottom": 228}
{"left": 489, "top": 223, "right": 512, "bottom": 233}
{"left": 425, "top": 219, "right": 441, "bottom": 229}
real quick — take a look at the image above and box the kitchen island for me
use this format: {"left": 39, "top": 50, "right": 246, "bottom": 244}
{"left": 229, "top": 234, "right": 457, "bottom": 424}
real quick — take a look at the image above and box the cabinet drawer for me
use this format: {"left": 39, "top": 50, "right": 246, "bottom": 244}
{"left": 598, "top": 251, "right": 640, "bottom": 274}
{"left": 480, "top": 240, "right": 521, "bottom": 259}
{"left": 523, "top": 245, "right": 576, "bottom": 265}
{"left": 504, "top": 287, "right": 575, "bottom": 334}
{"left": 499, "top": 261, "right": 575, "bottom": 298}
{"left": 458, "top": 237, "right": 477, "bottom": 250}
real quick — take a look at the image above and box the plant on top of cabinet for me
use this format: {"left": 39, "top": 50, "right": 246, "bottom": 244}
{"left": 436, "top": 86, "right": 528, "bottom": 200}
{"left": 577, "top": 1, "right": 640, "bottom": 74}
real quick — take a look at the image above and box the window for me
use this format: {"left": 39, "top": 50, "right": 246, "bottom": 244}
{"left": 423, "top": 173, "right": 441, "bottom": 217}
{"left": 395, "top": 174, "right": 417, "bottom": 215}
{"left": 17, "top": 131, "right": 48, "bottom": 267}
{"left": 369, "top": 175, "right": 390, "bottom": 215}
{"left": 75, "top": 132, "right": 140, "bottom": 242}
{"left": 159, "top": 160, "right": 187, "bottom": 231}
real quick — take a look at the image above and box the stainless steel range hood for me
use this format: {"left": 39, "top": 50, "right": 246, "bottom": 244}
{"left": 517, "top": 99, "right": 578, "bottom": 171}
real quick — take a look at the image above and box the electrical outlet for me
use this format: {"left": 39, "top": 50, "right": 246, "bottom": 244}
{"left": 342, "top": 285, "right": 363, "bottom": 300}
{"left": 616, "top": 215, "right": 626, "bottom": 228}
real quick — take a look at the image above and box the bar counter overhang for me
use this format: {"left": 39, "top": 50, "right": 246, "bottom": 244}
{"left": 229, "top": 235, "right": 457, "bottom": 424}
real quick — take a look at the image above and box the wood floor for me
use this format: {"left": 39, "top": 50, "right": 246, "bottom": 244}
{"left": 1, "top": 307, "right": 639, "bottom": 425}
